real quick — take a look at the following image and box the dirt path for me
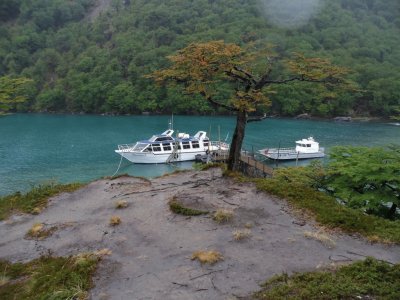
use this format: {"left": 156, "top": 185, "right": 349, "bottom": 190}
{"left": 1, "top": 168, "right": 399, "bottom": 299}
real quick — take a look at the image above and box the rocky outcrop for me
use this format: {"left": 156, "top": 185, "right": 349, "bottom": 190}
{"left": 334, "top": 116, "right": 352, "bottom": 122}
{"left": 295, "top": 113, "right": 311, "bottom": 119}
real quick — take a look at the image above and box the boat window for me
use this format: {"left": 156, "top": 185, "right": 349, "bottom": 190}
{"left": 162, "top": 143, "right": 172, "bottom": 151}
{"left": 133, "top": 143, "right": 149, "bottom": 151}
{"left": 152, "top": 144, "right": 161, "bottom": 152}
{"left": 203, "top": 142, "right": 209, "bottom": 147}
{"left": 182, "top": 141, "right": 190, "bottom": 149}
{"left": 307, "top": 144, "right": 311, "bottom": 147}
{"left": 155, "top": 136, "right": 173, "bottom": 142}
{"left": 192, "top": 141, "right": 200, "bottom": 149}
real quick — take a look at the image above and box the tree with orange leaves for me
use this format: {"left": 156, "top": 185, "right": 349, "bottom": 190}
{"left": 148, "top": 41, "right": 350, "bottom": 171}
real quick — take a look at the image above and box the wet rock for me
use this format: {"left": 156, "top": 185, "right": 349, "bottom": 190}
{"left": 334, "top": 116, "right": 352, "bottom": 122}
{"left": 295, "top": 113, "right": 311, "bottom": 119}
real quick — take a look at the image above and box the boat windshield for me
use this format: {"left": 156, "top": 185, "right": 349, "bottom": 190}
{"left": 132, "top": 143, "right": 149, "bottom": 152}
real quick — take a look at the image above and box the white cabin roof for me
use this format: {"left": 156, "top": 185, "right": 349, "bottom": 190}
{"left": 295, "top": 137, "right": 320, "bottom": 153}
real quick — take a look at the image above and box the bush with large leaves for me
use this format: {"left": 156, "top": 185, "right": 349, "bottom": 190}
{"left": 326, "top": 145, "right": 400, "bottom": 219}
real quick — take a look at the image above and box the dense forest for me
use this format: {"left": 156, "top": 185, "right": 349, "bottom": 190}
{"left": 0, "top": 0, "right": 399, "bottom": 117}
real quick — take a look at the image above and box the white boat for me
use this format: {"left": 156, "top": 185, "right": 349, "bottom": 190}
{"left": 258, "top": 137, "right": 325, "bottom": 160}
{"left": 115, "top": 129, "right": 229, "bottom": 164}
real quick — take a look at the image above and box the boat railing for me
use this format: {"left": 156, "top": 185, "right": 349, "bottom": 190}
{"left": 210, "top": 141, "right": 229, "bottom": 149}
{"left": 117, "top": 143, "right": 137, "bottom": 151}
{"left": 260, "top": 147, "right": 295, "bottom": 153}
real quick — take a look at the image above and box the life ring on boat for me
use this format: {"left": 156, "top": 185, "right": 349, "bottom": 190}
{"left": 173, "top": 153, "right": 179, "bottom": 159}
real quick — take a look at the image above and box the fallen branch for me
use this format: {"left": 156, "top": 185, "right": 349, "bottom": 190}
{"left": 189, "top": 269, "right": 224, "bottom": 281}
{"left": 222, "top": 199, "right": 240, "bottom": 206}
{"left": 172, "top": 281, "right": 188, "bottom": 287}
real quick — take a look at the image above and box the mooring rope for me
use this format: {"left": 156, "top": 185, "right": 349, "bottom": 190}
{"left": 111, "top": 154, "right": 124, "bottom": 177}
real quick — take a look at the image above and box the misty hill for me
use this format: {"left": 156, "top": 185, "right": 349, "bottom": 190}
{"left": 0, "top": 0, "right": 399, "bottom": 117}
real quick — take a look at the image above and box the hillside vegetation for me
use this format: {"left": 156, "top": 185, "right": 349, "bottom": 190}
{"left": 1, "top": 0, "right": 399, "bottom": 117}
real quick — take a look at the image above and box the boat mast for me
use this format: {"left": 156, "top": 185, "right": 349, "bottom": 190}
{"left": 169, "top": 113, "right": 174, "bottom": 130}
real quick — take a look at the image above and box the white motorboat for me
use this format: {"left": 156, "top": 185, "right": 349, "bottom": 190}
{"left": 258, "top": 137, "right": 325, "bottom": 160}
{"left": 115, "top": 129, "right": 229, "bottom": 164}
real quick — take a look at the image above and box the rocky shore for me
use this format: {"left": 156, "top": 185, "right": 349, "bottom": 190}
{"left": 1, "top": 168, "right": 399, "bottom": 299}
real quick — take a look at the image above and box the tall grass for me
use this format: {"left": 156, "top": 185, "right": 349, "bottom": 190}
{"left": 0, "top": 254, "right": 100, "bottom": 299}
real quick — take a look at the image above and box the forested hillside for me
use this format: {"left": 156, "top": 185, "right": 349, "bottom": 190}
{"left": 0, "top": 0, "right": 399, "bottom": 117}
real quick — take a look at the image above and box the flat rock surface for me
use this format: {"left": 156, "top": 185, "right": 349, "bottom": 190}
{"left": 1, "top": 168, "right": 399, "bottom": 299}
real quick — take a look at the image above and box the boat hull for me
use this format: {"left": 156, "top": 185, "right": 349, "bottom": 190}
{"left": 259, "top": 148, "right": 325, "bottom": 160}
{"left": 115, "top": 150, "right": 208, "bottom": 164}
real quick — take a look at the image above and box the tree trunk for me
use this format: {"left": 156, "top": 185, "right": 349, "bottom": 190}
{"left": 227, "top": 110, "right": 247, "bottom": 171}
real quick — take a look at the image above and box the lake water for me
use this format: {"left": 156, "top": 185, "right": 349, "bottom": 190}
{"left": 0, "top": 114, "right": 398, "bottom": 196}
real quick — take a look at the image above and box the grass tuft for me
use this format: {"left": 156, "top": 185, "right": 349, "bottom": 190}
{"left": 191, "top": 250, "right": 223, "bottom": 265}
{"left": 168, "top": 197, "right": 209, "bottom": 216}
{"left": 254, "top": 257, "right": 400, "bottom": 299}
{"left": 109, "top": 216, "right": 121, "bottom": 226}
{"left": 0, "top": 183, "right": 83, "bottom": 220}
{"left": 244, "top": 222, "right": 254, "bottom": 229}
{"left": 304, "top": 230, "right": 336, "bottom": 249}
{"left": 26, "top": 223, "right": 57, "bottom": 240}
{"left": 213, "top": 209, "right": 234, "bottom": 224}
{"left": 115, "top": 200, "right": 128, "bottom": 209}
{"left": 103, "top": 173, "right": 130, "bottom": 180}
{"left": 233, "top": 229, "right": 252, "bottom": 241}
{"left": 93, "top": 248, "right": 112, "bottom": 257}
{"left": 193, "top": 162, "right": 226, "bottom": 171}
{"left": 28, "top": 223, "right": 44, "bottom": 237}
{"left": 0, "top": 275, "right": 9, "bottom": 287}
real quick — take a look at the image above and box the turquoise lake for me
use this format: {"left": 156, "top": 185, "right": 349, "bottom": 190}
{"left": 0, "top": 114, "right": 399, "bottom": 196}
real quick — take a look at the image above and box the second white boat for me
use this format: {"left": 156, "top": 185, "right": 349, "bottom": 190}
{"left": 258, "top": 137, "right": 325, "bottom": 160}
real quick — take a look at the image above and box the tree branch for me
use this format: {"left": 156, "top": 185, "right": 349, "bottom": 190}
{"left": 254, "top": 68, "right": 272, "bottom": 89}
{"left": 232, "top": 66, "right": 257, "bottom": 84}
{"left": 247, "top": 113, "right": 267, "bottom": 123}
{"left": 256, "top": 75, "right": 336, "bottom": 89}
{"left": 225, "top": 69, "right": 254, "bottom": 86}
{"left": 199, "top": 91, "right": 238, "bottom": 112}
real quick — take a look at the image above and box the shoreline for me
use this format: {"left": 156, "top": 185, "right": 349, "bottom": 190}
{"left": 2, "top": 111, "right": 397, "bottom": 123}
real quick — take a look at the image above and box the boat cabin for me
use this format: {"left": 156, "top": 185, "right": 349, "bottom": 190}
{"left": 131, "top": 130, "right": 210, "bottom": 153}
{"left": 295, "top": 137, "right": 320, "bottom": 153}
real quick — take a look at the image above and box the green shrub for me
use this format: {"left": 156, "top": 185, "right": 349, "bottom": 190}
{"left": 168, "top": 198, "right": 209, "bottom": 216}
{"left": 254, "top": 174, "right": 400, "bottom": 243}
{"left": 255, "top": 258, "right": 400, "bottom": 299}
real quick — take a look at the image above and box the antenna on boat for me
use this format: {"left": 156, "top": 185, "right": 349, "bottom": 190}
{"left": 169, "top": 113, "right": 174, "bottom": 130}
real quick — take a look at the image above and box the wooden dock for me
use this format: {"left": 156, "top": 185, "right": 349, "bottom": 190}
{"left": 210, "top": 150, "right": 273, "bottom": 177}
{"left": 240, "top": 153, "right": 274, "bottom": 177}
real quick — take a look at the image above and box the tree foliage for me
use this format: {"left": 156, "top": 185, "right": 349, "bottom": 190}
{"left": 326, "top": 145, "right": 400, "bottom": 219}
{"left": 0, "top": 76, "right": 32, "bottom": 114}
{"left": 149, "top": 40, "right": 349, "bottom": 170}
